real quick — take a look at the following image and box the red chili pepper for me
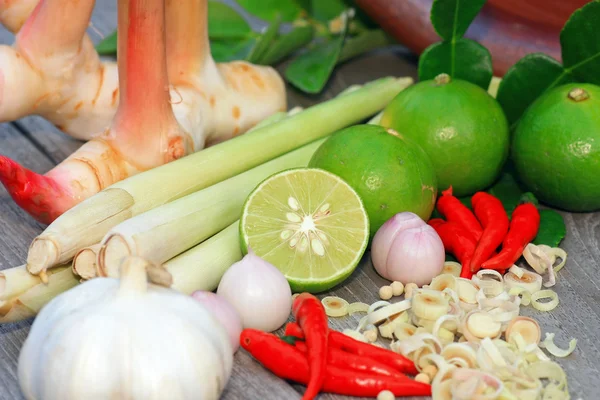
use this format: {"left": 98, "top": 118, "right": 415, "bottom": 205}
{"left": 285, "top": 322, "right": 418, "bottom": 375}
{"left": 292, "top": 293, "right": 329, "bottom": 400}
{"left": 291, "top": 339, "right": 403, "bottom": 378}
{"left": 469, "top": 192, "right": 510, "bottom": 273}
{"left": 436, "top": 187, "right": 483, "bottom": 240}
{"left": 481, "top": 201, "right": 541, "bottom": 270}
{"left": 241, "top": 329, "right": 432, "bottom": 398}
{"left": 428, "top": 218, "right": 477, "bottom": 279}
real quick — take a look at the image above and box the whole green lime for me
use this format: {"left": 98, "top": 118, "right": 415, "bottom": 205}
{"left": 309, "top": 124, "right": 438, "bottom": 238}
{"left": 380, "top": 74, "right": 510, "bottom": 197}
{"left": 512, "top": 83, "right": 600, "bottom": 212}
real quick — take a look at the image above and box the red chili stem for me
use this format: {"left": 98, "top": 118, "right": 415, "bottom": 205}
{"left": 436, "top": 187, "right": 483, "bottom": 240}
{"left": 481, "top": 202, "right": 541, "bottom": 270}
{"left": 292, "top": 293, "right": 329, "bottom": 400}
{"left": 241, "top": 329, "right": 431, "bottom": 398}
{"left": 469, "top": 192, "right": 510, "bottom": 273}
{"left": 428, "top": 218, "right": 477, "bottom": 279}
{"left": 285, "top": 322, "right": 418, "bottom": 375}
{"left": 294, "top": 341, "right": 403, "bottom": 378}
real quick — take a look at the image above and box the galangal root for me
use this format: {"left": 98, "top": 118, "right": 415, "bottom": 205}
{"left": 0, "top": 0, "right": 285, "bottom": 224}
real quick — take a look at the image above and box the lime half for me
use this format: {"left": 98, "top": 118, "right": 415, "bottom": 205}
{"left": 240, "top": 168, "right": 370, "bottom": 293}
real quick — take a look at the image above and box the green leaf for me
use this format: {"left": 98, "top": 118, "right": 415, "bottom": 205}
{"left": 208, "top": 0, "right": 252, "bottom": 39}
{"left": 236, "top": 0, "right": 304, "bottom": 22}
{"left": 418, "top": 38, "right": 493, "bottom": 89}
{"left": 96, "top": 31, "right": 117, "bottom": 55}
{"left": 430, "top": 0, "right": 487, "bottom": 41}
{"left": 260, "top": 25, "right": 314, "bottom": 65}
{"left": 487, "top": 172, "right": 524, "bottom": 215}
{"left": 309, "top": 0, "right": 348, "bottom": 22}
{"left": 533, "top": 210, "right": 567, "bottom": 247}
{"left": 496, "top": 53, "right": 576, "bottom": 126}
{"left": 211, "top": 37, "right": 257, "bottom": 63}
{"left": 560, "top": 0, "right": 600, "bottom": 85}
{"left": 285, "top": 11, "right": 350, "bottom": 93}
{"left": 246, "top": 17, "right": 282, "bottom": 64}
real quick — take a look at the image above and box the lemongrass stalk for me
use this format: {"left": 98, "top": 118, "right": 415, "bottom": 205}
{"left": 165, "top": 222, "right": 241, "bottom": 294}
{"left": 0, "top": 265, "right": 78, "bottom": 323}
{"left": 72, "top": 244, "right": 101, "bottom": 280}
{"left": 97, "top": 139, "right": 325, "bottom": 277}
{"left": 27, "top": 76, "right": 414, "bottom": 276}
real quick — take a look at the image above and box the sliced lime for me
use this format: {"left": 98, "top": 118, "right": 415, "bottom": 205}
{"left": 240, "top": 168, "right": 370, "bottom": 293}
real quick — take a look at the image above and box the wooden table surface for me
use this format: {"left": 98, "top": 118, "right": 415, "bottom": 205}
{"left": 0, "top": 2, "right": 598, "bottom": 399}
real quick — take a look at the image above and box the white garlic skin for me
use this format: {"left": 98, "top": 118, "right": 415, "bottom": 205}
{"left": 18, "top": 278, "right": 232, "bottom": 400}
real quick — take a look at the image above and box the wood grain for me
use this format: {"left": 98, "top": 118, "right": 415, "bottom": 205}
{"left": 0, "top": 1, "right": 598, "bottom": 400}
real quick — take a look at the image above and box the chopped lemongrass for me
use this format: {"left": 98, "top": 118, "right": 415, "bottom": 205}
{"left": 97, "top": 140, "right": 324, "bottom": 277}
{"left": 441, "top": 261, "right": 462, "bottom": 277}
{"left": 0, "top": 266, "right": 78, "bottom": 323}
{"left": 508, "top": 265, "right": 525, "bottom": 278}
{"left": 378, "top": 313, "right": 410, "bottom": 338}
{"left": 531, "top": 290, "right": 559, "bottom": 312}
{"left": 430, "top": 274, "right": 457, "bottom": 292}
{"left": 347, "top": 302, "right": 369, "bottom": 314}
{"left": 379, "top": 285, "right": 393, "bottom": 300}
{"left": 505, "top": 317, "right": 541, "bottom": 346}
{"left": 504, "top": 271, "right": 542, "bottom": 293}
{"left": 26, "top": 77, "right": 413, "bottom": 276}
{"left": 364, "top": 325, "right": 378, "bottom": 342}
{"left": 473, "top": 270, "right": 504, "bottom": 298}
{"left": 433, "top": 314, "right": 460, "bottom": 335}
{"left": 441, "top": 343, "right": 477, "bottom": 369}
{"left": 464, "top": 311, "right": 502, "bottom": 340}
{"left": 394, "top": 322, "right": 418, "bottom": 341}
{"left": 322, "top": 296, "right": 350, "bottom": 317}
{"left": 72, "top": 243, "right": 101, "bottom": 280}
{"left": 368, "top": 300, "right": 392, "bottom": 314}
{"left": 522, "top": 243, "right": 553, "bottom": 274}
{"left": 547, "top": 247, "right": 567, "bottom": 273}
{"left": 412, "top": 292, "right": 449, "bottom": 320}
{"left": 367, "top": 300, "right": 411, "bottom": 324}
{"left": 508, "top": 287, "right": 532, "bottom": 306}
{"left": 542, "top": 263, "right": 556, "bottom": 288}
{"left": 541, "top": 333, "right": 577, "bottom": 358}
{"left": 165, "top": 222, "right": 242, "bottom": 294}
{"left": 456, "top": 278, "right": 479, "bottom": 304}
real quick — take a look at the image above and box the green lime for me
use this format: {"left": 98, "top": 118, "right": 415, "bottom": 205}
{"left": 309, "top": 124, "right": 437, "bottom": 238}
{"left": 512, "top": 83, "right": 600, "bottom": 212}
{"left": 240, "top": 168, "right": 369, "bottom": 293}
{"left": 380, "top": 73, "right": 510, "bottom": 197}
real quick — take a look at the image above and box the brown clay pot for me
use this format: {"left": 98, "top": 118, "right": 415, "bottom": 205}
{"left": 355, "top": 0, "right": 590, "bottom": 76}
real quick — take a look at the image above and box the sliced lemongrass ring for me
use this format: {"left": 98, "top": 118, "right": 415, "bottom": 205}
{"left": 448, "top": 302, "right": 464, "bottom": 317}
{"left": 436, "top": 327, "right": 455, "bottom": 344}
{"left": 368, "top": 300, "right": 391, "bottom": 314}
{"left": 459, "top": 301, "right": 479, "bottom": 312}
{"left": 348, "top": 301, "right": 370, "bottom": 314}
{"left": 464, "top": 311, "right": 502, "bottom": 340}
{"left": 412, "top": 292, "right": 449, "bottom": 320}
{"left": 417, "top": 353, "right": 448, "bottom": 373}
{"left": 433, "top": 314, "right": 460, "bottom": 334}
{"left": 430, "top": 273, "right": 457, "bottom": 292}
{"left": 322, "top": 296, "right": 350, "bottom": 317}
{"left": 367, "top": 299, "right": 411, "bottom": 324}
{"left": 450, "top": 369, "right": 503, "bottom": 400}
{"left": 441, "top": 343, "right": 477, "bottom": 368}
{"left": 508, "top": 265, "right": 525, "bottom": 278}
{"left": 456, "top": 278, "right": 479, "bottom": 304}
{"left": 504, "top": 270, "right": 543, "bottom": 293}
{"left": 543, "top": 263, "right": 556, "bottom": 288}
{"left": 508, "top": 287, "right": 532, "bottom": 306}
{"left": 476, "top": 289, "right": 511, "bottom": 308}
{"left": 442, "top": 288, "right": 460, "bottom": 304}
{"left": 355, "top": 315, "right": 369, "bottom": 332}
{"left": 547, "top": 247, "right": 567, "bottom": 273}
{"left": 378, "top": 314, "right": 410, "bottom": 338}
{"left": 525, "top": 361, "right": 568, "bottom": 390}
{"left": 531, "top": 289, "right": 559, "bottom": 312}
{"left": 506, "top": 317, "right": 541, "bottom": 346}
{"left": 523, "top": 243, "right": 552, "bottom": 274}
{"left": 479, "top": 337, "right": 507, "bottom": 368}
{"left": 541, "top": 333, "right": 577, "bottom": 358}
{"left": 442, "top": 261, "right": 462, "bottom": 277}
{"left": 412, "top": 314, "right": 436, "bottom": 330}
{"left": 395, "top": 332, "right": 442, "bottom": 356}
{"left": 394, "top": 322, "right": 418, "bottom": 341}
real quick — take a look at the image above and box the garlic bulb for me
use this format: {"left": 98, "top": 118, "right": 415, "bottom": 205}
{"left": 18, "top": 257, "right": 232, "bottom": 400}
{"left": 371, "top": 213, "right": 445, "bottom": 286}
